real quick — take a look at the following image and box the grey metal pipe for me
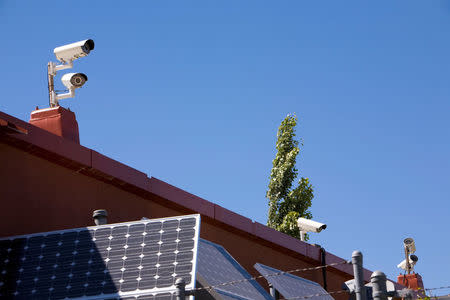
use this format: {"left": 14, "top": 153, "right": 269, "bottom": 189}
{"left": 93, "top": 209, "right": 108, "bottom": 225}
{"left": 371, "top": 271, "right": 388, "bottom": 300}
{"left": 320, "top": 247, "right": 327, "bottom": 291}
{"left": 352, "top": 250, "right": 367, "bottom": 300}
{"left": 175, "top": 278, "right": 186, "bottom": 300}
{"left": 47, "top": 63, "right": 55, "bottom": 107}
{"left": 269, "top": 284, "right": 279, "bottom": 299}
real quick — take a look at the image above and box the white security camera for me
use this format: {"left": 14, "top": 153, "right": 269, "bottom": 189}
{"left": 53, "top": 39, "right": 95, "bottom": 63}
{"left": 53, "top": 73, "right": 88, "bottom": 101}
{"left": 297, "top": 217, "right": 327, "bottom": 233}
{"left": 61, "top": 73, "right": 88, "bottom": 89}
{"left": 47, "top": 39, "right": 95, "bottom": 107}
{"left": 397, "top": 254, "right": 418, "bottom": 271}
{"left": 297, "top": 217, "right": 327, "bottom": 242}
{"left": 403, "top": 237, "right": 416, "bottom": 254}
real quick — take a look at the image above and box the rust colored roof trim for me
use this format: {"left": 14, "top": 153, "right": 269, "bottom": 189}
{"left": 0, "top": 117, "right": 28, "bottom": 134}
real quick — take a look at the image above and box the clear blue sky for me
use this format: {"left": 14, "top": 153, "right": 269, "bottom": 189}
{"left": 1, "top": 0, "right": 449, "bottom": 295}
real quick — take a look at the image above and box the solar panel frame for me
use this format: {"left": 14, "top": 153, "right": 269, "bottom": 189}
{"left": 254, "top": 263, "right": 334, "bottom": 300}
{"left": 0, "top": 214, "right": 200, "bottom": 300}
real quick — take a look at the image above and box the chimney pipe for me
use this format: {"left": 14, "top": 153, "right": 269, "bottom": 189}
{"left": 29, "top": 106, "right": 80, "bottom": 143}
{"left": 93, "top": 209, "right": 108, "bottom": 225}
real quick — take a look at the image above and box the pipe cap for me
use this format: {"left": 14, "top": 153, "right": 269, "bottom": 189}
{"left": 93, "top": 209, "right": 108, "bottom": 218}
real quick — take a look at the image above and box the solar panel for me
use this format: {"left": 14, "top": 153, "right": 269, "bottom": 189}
{"left": 196, "top": 239, "right": 272, "bottom": 300}
{"left": 0, "top": 214, "right": 200, "bottom": 300}
{"left": 254, "top": 263, "right": 333, "bottom": 300}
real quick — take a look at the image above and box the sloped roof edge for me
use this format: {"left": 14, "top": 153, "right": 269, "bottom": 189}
{"left": 0, "top": 110, "right": 379, "bottom": 283}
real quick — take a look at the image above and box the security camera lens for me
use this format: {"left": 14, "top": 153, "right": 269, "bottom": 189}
{"left": 404, "top": 238, "right": 414, "bottom": 245}
{"left": 82, "top": 39, "right": 95, "bottom": 54}
{"left": 70, "top": 73, "right": 87, "bottom": 87}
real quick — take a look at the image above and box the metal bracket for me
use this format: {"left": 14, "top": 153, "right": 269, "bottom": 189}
{"left": 47, "top": 60, "right": 74, "bottom": 107}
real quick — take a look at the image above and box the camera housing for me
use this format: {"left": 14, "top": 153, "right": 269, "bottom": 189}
{"left": 403, "top": 237, "right": 416, "bottom": 254}
{"left": 397, "top": 254, "right": 418, "bottom": 271}
{"left": 297, "top": 217, "right": 327, "bottom": 233}
{"left": 47, "top": 39, "right": 95, "bottom": 107}
{"left": 61, "top": 73, "right": 88, "bottom": 89}
{"left": 54, "top": 39, "right": 95, "bottom": 63}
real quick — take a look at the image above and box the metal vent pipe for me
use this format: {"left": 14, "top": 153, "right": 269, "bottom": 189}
{"left": 93, "top": 209, "right": 108, "bottom": 225}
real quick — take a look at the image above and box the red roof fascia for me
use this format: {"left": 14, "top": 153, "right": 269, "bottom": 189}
{"left": 0, "top": 111, "right": 149, "bottom": 192}
{"left": 147, "top": 178, "right": 215, "bottom": 218}
{"left": 91, "top": 150, "right": 148, "bottom": 191}
{"left": 1, "top": 112, "right": 91, "bottom": 167}
{"left": 0, "top": 110, "right": 374, "bottom": 282}
{"left": 214, "top": 204, "right": 254, "bottom": 233}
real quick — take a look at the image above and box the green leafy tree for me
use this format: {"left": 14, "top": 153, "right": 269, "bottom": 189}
{"left": 266, "top": 114, "right": 314, "bottom": 239}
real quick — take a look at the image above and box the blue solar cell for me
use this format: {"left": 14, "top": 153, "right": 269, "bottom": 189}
{"left": 0, "top": 214, "right": 200, "bottom": 299}
{"left": 254, "top": 263, "right": 333, "bottom": 300}
{"left": 197, "top": 239, "right": 272, "bottom": 300}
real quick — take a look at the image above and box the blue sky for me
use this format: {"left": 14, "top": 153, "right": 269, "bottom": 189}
{"left": 1, "top": 0, "right": 449, "bottom": 294}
